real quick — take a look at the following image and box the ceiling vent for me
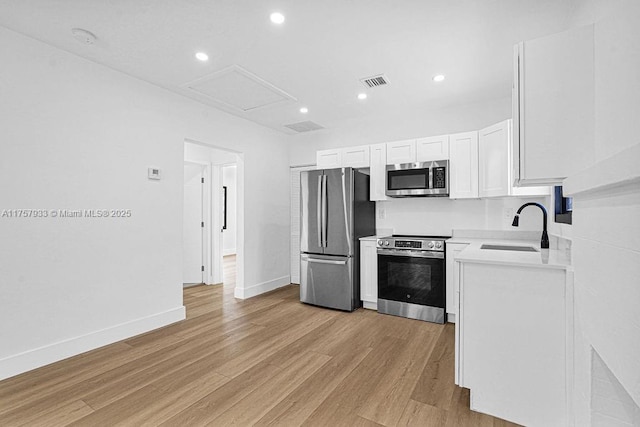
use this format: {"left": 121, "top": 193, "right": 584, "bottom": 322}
{"left": 360, "top": 74, "right": 389, "bottom": 88}
{"left": 183, "top": 65, "right": 296, "bottom": 112}
{"left": 284, "top": 121, "right": 325, "bottom": 133}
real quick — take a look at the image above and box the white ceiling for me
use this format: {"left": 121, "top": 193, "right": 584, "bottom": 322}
{"left": 0, "top": 0, "right": 577, "bottom": 135}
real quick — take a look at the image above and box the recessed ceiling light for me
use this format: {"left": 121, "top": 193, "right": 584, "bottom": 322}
{"left": 71, "top": 28, "right": 97, "bottom": 45}
{"left": 195, "top": 52, "right": 209, "bottom": 62}
{"left": 270, "top": 12, "right": 285, "bottom": 24}
{"left": 433, "top": 74, "right": 445, "bottom": 82}
{"left": 300, "top": 107, "right": 308, "bottom": 114}
{"left": 358, "top": 93, "right": 368, "bottom": 100}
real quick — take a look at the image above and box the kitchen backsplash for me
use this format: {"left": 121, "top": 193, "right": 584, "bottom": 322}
{"left": 376, "top": 195, "right": 550, "bottom": 236}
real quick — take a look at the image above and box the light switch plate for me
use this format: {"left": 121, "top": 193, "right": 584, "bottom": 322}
{"left": 148, "top": 167, "right": 161, "bottom": 180}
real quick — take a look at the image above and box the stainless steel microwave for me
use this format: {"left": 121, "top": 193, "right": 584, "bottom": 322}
{"left": 386, "top": 160, "right": 449, "bottom": 197}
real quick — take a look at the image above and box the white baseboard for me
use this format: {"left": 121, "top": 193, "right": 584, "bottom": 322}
{"left": 0, "top": 306, "right": 186, "bottom": 381}
{"left": 234, "top": 275, "right": 290, "bottom": 299}
{"left": 363, "top": 301, "right": 378, "bottom": 310}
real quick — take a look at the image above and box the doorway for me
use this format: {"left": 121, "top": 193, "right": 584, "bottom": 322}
{"left": 183, "top": 139, "right": 243, "bottom": 296}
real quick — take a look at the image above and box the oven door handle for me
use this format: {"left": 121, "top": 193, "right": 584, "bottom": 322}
{"left": 377, "top": 249, "right": 444, "bottom": 259}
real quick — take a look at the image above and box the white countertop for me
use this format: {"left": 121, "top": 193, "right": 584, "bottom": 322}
{"left": 453, "top": 238, "right": 571, "bottom": 270}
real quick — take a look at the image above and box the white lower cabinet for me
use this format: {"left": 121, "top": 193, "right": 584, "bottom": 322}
{"left": 445, "top": 243, "right": 468, "bottom": 322}
{"left": 359, "top": 238, "right": 378, "bottom": 310}
{"left": 456, "top": 261, "right": 570, "bottom": 426}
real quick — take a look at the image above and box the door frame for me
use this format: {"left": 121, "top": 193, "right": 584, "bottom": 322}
{"left": 184, "top": 138, "right": 244, "bottom": 295}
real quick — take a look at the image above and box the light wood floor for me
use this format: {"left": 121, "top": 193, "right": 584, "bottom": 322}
{"left": 0, "top": 256, "right": 519, "bottom": 426}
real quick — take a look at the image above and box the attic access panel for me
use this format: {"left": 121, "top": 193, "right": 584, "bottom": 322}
{"left": 184, "top": 65, "right": 297, "bottom": 112}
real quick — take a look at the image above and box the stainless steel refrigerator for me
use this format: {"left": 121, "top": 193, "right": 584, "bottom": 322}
{"left": 300, "top": 167, "right": 376, "bottom": 311}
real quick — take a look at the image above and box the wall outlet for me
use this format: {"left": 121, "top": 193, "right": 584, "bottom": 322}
{"left": 504, "top": 208, "right": 514, "bottom": 223}
{"left": 377, "top": 207, "right": 386, "bottom": 220}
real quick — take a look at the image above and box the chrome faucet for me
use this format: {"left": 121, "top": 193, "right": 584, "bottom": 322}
{"left": 512, "top": 202, "right": 549, "bottom": 249}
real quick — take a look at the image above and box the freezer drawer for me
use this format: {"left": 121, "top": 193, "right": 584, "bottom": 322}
{"left": 300, "top": 254, "right": 354, "bottom": 311}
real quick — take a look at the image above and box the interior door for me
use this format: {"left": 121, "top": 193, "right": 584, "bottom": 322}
{"left": 300, "top": 169, "right": 324, "bottom": 254}
{"left": 323, "top": 168, "right": 353, "bottom": 257}
{"left": 183, "top": 163, "right": 204, "bottom": 284}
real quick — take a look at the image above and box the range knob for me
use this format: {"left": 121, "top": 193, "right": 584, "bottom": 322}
{"left": 384, "top": 240, "right": 390, "bottom": 246}
{"left": 435, "top": 241, "right": 443, "bottom": 249}
{"left": 377, "top": 239, "right": 383, "bottom": 246}
{"left": 428, "top": 241, "right": 435, "bottom": 249}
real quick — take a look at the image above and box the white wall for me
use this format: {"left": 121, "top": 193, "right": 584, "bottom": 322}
{"left": 222, "top": 165, "right": 237, "bottom": 255}
{"left": 0, "top": 27, "right": 290, "bottom": 379}
{"left": 562, "top": 0, "right": 640, "bottom": 423}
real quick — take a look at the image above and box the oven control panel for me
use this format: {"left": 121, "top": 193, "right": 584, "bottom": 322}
{"left": 396, "top": 240, "right": 422, "bottom": 249}
{"left": 377, "top": 236, "right": 447, "bottom": 252}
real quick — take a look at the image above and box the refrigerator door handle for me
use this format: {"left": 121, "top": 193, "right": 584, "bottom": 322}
{"left": 301, "top": 255, "right": 347, "bottom": 265}
{"left": 322, "top": 174, "right": 328, "bottom": 247}
{"left": 317, "top": 174, "right": 323, "bottom": 248}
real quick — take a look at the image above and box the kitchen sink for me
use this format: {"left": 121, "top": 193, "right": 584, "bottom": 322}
{"left": 480, "top": 244, "right": 538, "bottom": 252}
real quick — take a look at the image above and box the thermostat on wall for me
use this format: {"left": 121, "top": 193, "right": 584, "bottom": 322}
{"left": 148, "top": 167, "right": 161, "bottom": 180}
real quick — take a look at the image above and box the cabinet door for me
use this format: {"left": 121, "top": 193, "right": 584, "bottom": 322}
{"left": 386, "top": 139, "right": 416, "bottom": 164}
{"left": 342, "top": 145, "right": 370, "bottom": 168}
{"left": 479, "top": 121, "right": 510, "bottom": 198}
{"left": 460, "top": 263, "right": 567, "bottom": 426}
{"left": 317, "top": 149, "right": 342, "bottom": 169}
{"left": 513, "top": 24, "right": 594, "bottom": 185}
{"left": 359, "top": 239, "right": 378, "bottom": 309}
{"left": 445, "top": 243, "right": 468, "bottom": 322}
{"left": 369, "top": 143, "right": 388, "bottom": 201}
{"left": 449, "top": 131, "right": 479, "bottom": 199}
{"left": 416, "top": 135, "right": 449, "bottom": 161}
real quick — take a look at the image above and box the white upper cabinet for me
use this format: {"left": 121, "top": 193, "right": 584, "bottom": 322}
{"left": 317, "top": 145, "right": 370, "bottom": 169}
{"left": 480, "top": 120, "right": 550, "bottom": 198}
{"left": 513, "top": 24, "right": 594, "bottom": 185}
{"left": 341, "top": 145, "right": 370, "bottom": 168}
{"left": 316, "top": 149, "right": 342, "bottom": 169}
{"left": 369, "top": 143, "right": 388, "bottom": 201}
{"left": 479, "top": 120, "right": 511, "bottom": 198}
{"left": 416, "top": 135, "right": 449, "bottom": 161}
{"left": 386, "top": 139, "right": 416, "bottom": 164}
{"left": 449, "top": 131, "right": 479, "bottom": 199}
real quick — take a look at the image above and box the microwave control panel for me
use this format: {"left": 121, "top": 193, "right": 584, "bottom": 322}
{"left": 433, "top": 167, "right": 447, "bottom": 189}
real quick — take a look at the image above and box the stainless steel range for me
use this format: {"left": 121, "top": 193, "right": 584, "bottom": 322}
{"left": 377, "top": 235, "right": 448, "bottom": 324}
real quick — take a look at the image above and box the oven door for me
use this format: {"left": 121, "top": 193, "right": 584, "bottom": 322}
{"left": 377, "top": 249, "right": 445, "bottom": 322}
